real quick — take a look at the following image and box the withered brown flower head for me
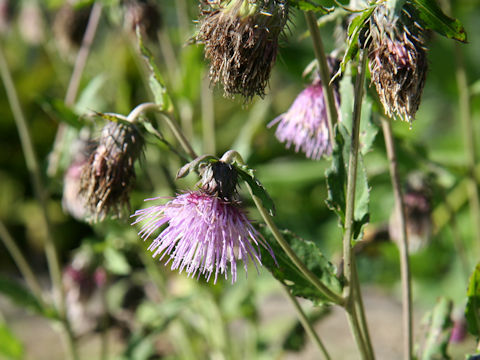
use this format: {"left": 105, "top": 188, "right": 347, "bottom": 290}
{"left": 80, "top": 121, "right": 144, "bottom": 222}
{"left": 123, "top": 0, "right": 162, "bottom": 41}
{"left": 197, "top": 0, "right": 288, "bottom": 100}
{"left": 53, "top": 3, "right": 92, "bottom": 53}
{"left": 368, "top": 5, "right": 428, "bottom": 123}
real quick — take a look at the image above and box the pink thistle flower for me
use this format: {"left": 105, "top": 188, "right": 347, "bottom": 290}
{"left": 132, "top": 191, "right": 275, "bottom": 283}
{"left": 269, "top": 82, "right": 340, "bottom": 160}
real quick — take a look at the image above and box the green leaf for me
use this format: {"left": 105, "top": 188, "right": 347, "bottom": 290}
{"left": 104, "top": 247, "right": 131, "bottom": 275}
{"left": 176, "top": 155, "right": 218, "bottom": 179}
{"left": 325, "top": 125, "right": 370, "bottom": 241}
{"left": 232, "top": 161, "right": 276, "bottom": 216}
{"left": 419, "top": 297, "right": 453, "bottom": 360}
{"left": 0, "top": 276, "right": 57, "bottom": 319}
{"left": 259, "top": 227, "right": 342, "bottom": 305}
{"left": 289, "top": 0, "right": 332, "bottom": 13}
{"left": 137, "top": 32, "right": 173, "bottom": 111}
{"left": 466, "top": 263, "right": 480, "bottom": 336}
{"left": 41, "top": 99, "right": 83, "bottom": 129}
{"left": 333, "top": 5, "right": 375, "bottom": 80}
{"left": 406, "top": 0, "right": 467, "bottom": 42}
{"left": 0, "top": 323, "right": 24, "bottom": 360}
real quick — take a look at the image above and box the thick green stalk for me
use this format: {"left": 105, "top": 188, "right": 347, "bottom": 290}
{"left": 304, "top": 11, "right": 338, "bottom": 144}
{"left": 247, "top": 185, "right": 343, "bottom": 305}
{"left": 341, "top": 50, "right": 373, "bottom": 359}
{"left": 281, "top": 283, "right": 331, "bottom": 360}
{"left": 0, "top": 46, "right": 79, "bottom": 360}
{"left": 381, "top": 118, "right": 412, "bottom": 360}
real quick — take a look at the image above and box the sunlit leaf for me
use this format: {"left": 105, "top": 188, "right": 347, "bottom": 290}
{"left": 259, "top": 227, "right": 342, "bottom": 305}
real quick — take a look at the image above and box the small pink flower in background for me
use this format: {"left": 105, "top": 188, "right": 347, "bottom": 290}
{"left": 132, "top": 191, "right": 275, "bottom": 283}
{"left": 269, "top": 81, "right": 340, "bottom": 160}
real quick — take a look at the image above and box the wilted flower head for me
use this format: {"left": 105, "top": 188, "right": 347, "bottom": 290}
{"left": 80, "top": 121, "right": 144, "bottom": 222}
{"left": 132, "top": 161, "right": 274, "bottom": 283}
{"left": 368, "top": 4, "right": 428, "bottom": 123}
{"left": 123, "top": 0, "right": 162, "bottom": 40}
{"left": 389, "top": 173, "right": 433, "bottom": 253}
{"left": 54, "top": 3, "right": 92, "bottom": 54}
{"left": 268, "top": 77, "right": 340, "bottom": 160}
{"left": 197, "top": 0, "right": 289, "bottom": 100}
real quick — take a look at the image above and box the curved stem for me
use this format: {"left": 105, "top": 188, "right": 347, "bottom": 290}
{"left": 160, "top": 111, "right": 198, "bottom": 160}
{"left": 381, "top": 118, "right": 412, "bottom": 360}
{"left": 127, "top": 102, "right": 160, "bottom": 123}
{"left": 247, "top": 185, "right": 343, "bottom": 305}
{"left": 0, "top": 220, "right": 44, "bottom": 302}
{"left": 281, "top": 283, "right": 331, "bottom": 360}
{"left": 0, "top": 46, "right": 79, "bottom": 360}
{"left": 304, "top": 11, "right": 338, "bottom": 145}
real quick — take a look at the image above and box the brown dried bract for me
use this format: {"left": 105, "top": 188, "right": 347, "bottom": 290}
{"left": 368, "top": 5, "right": 428, "bottom": 123}
{"left": 79, "top": 122, "right": 144, "bottom": 222}
{"left": 198, "top": 0, "right": 288, "bottom": 100}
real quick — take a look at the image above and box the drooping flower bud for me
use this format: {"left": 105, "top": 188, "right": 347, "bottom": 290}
{"left": 389, "top": 173, "right": 433, "bottom": 253}
{"left": 79, "top": 121, "right": 144, "bottom": 222}
{"left": 268, "top": 72, "right": 341, "bottom": 160}
{"left": 123, "top": 0, "right": 162, "bottom": 41}
{"left": 197, "top": 0, "right": 289, "bottom": 100}
{"left": 200, "top": 161, "right": 238, "bottom": 201}
{"left": 53, "top": 3, "right": 92, "bottom": 54}
{"left": 368, "top": 4, "right": 428, "bottom": 123}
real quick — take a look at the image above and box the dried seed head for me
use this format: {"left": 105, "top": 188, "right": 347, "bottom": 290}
{"left": 53, "top": 3, "right": 92, "bottom": 54}
{"left": 123, "top": 0, "right": 162, "bottom": 41}
{"left": 389, "top": 173, "right": 433, "bottom": 253}
{"left": 197, "top": 0, "right": 288, "bottom": 100}
{"left": 200, "top": 161, "right": 238, "bottom": 200}
{"left": 368, "top": 5, "right": 428, "bottom": 123}
{"left": 79, "top": 121, "right": 144, "bottom": 222}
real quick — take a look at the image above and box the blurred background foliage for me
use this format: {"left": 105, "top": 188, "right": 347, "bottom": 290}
{"left": 1, "top": 0, "right": 480, "bottom": 359}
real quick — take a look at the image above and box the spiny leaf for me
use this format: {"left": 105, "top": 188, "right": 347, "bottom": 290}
{"left": 231, "top": 161, "right": 276, "bottom": 216}
{"left": 259, "top": 227, "right": 342, "bottom": 305}
{"left": 325, "top": 125, "right": 370, "bottom": 241}
{"left": 405, "top": 0, "right": 467, "bottom": 42}
{"left": 137, "top": 31, "right": 173, "bottom": 111}
{"left": 466, "top": 263, "right": 480, "bottom": 336}
{"left": 333, "top": 5, "right": 375, "bottom": 81}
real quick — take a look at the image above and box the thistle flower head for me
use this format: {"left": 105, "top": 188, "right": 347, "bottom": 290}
{"left": 123, "top": 0, "right": 162, "bottom": 40}
{"left": 79, "top": 121, "right": 144, "bottom": 222}
{"left": 268, "top": 78, "right": 340, "bottom": 160}
{"left": 368, "top": 4, "right": 428, "bottom": 123}
{"left": 197, "top": 0, "right": 288, "bottom": 100}
{"left": 132, "top": 190, "right": 275, "bottom": 283}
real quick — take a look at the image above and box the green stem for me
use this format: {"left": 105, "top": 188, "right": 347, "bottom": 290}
{"left": 304, "top": 11, "right": 338, "bottom": 145}
{"left": 160, "top": 111, "right": 198, "bottom": 160}
{"left": 352, "top": 256, "right": 375, "bottom": 359}
{"left": 0, "top": 220, "right": 44, "bottom": 301}
{"left": 381, "top": 118, "right": 412, "bottom": 360}
{"left": 201, "top": 73, "right": 216, "bottom": 155}
{"left": 247, "top": 185, "right": 343, "bottom": 305}
{"left": 454, "top": 43, "right": 480, "bottom": 255}
{"left": 281, "top": 283, "right": 331, "bottom": 360}
{"left": 0, "top": 46, "right": 79, "bottom": 360}
{"left": 341, "top": 50, "right": 372, "bottom": 359}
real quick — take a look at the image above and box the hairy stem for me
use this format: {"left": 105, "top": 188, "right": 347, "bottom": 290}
{"left": 381, "top": 118, "right": 412, "bottom": 360}
{"left": 0, "top": 220, "right": 44, "bottom": 301}
{"left": 0, "top": 46, "right": 79, "bottom": 360}
{"left": 304, "top": 11, "right": 338, "bottom": 145}
{"left": 281, "top": 283, "right": 331, "bottom": 360}
{"left": 341, "top": 50, "right": 373, "bottom": 359}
